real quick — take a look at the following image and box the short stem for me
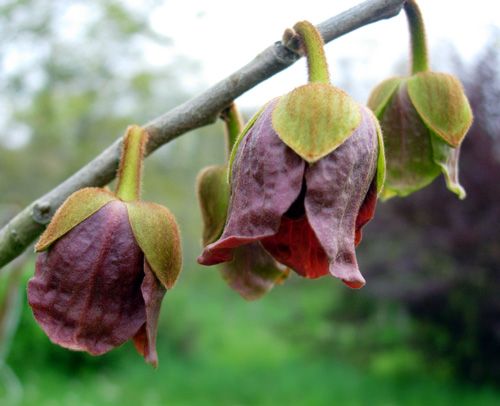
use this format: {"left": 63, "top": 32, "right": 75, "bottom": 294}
{"left": 115, "top": 126, "right": 148, "bottom": 202}
{"left": 404, "top": 0, "right": 430, "bottom": 74}
{"left": 293, "top": 21, "right": 330, "bottom": 84}
{"left": 221, "top": 103, "right": 243, "bottom": 161}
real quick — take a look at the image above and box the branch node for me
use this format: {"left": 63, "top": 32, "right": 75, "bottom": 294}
{"left": 33, "top": 202, "right": 53, "bottom": 225}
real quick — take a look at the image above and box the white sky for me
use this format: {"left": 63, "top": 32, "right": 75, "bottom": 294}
{"left": 149, "top": 0, "right": 499, "bottom": 108}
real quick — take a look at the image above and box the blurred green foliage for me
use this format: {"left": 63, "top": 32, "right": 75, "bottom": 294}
{"left": 1, "top": 1, "right": 500, "bottom": 405}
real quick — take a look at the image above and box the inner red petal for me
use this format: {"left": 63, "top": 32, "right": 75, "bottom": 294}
{"left": 354, "top": 176, "right": 378, "bottom": 246}
{"left": 261, "top": 216, "right": 329, "bottom": 279}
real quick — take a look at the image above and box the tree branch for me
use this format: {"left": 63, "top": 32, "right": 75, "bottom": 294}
{"left": 0, "top": 0, "right": 406, "bottom": 270}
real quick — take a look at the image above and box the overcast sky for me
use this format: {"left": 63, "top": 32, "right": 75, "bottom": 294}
{"left": 149, "top": 0, "right": 499, "bottom": 108}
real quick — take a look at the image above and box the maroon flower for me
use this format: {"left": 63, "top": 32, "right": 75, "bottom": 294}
{"left": 198, "top": 98, "right": 382, "bottom": 288}
{"left": 27, "top": 126, "right": 182, "bottom": 368}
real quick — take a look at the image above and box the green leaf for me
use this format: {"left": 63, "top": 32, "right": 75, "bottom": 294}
{"left": 197, "top": 166, "right": 230, "bottom": 247}
{"left": 407, "top": 72, "right": 473, "bottom": 147}
{"left": 430, "top": 131, "right": 466, "bottom": 199}
{"left": 126, "top": 202, "right": 182, "bottom": 290}
{"left": 367, "top": 76, "right": 404, "bottom": 116}
{"left": 272, "top": 83, "right": 362, "bottom": 163}
{"left": 35, "top": 188, "right": 117, "bottom": 252}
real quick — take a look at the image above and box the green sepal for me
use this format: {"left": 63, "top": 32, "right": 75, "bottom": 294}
{"left": 367, "top": 76, "right": 404, "bottom": 116}
{"left": 430, "top": 131, "right": 466, "bottom": 199}
{"left": 228, "top": 101, "right": 273, "bottom": 183}
{"left": 271, "top": 83, "right": 362, "bottom": 163}
{"left": 35, "top": 188, "right": 118, "bottom": 252}
{"left": 197, "top": 165, "right": 230, "bottom": 247}
{"left": 126, "top": 201, "right": 182, "bottom": 290}
{"left": 367, "top": 108, "right": 386, "bottom": 196}
{"left": 407, "top": 72, "right": 473, "bottom": 148}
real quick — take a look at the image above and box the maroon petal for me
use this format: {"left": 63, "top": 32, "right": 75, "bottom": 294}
{"left": 217, "top": 242, "right": 289, "bottom": 301}
{"left": 261, "top": 217, "right": 329, "bottom": 279}
{"left": 355, "top": 174, "right": 378, "bottom": 246}
{"left": 304, "top": 107, "right": 379, "bottom": 288}
{"left": 27, "top": 201, "right": 146, "bottom": 355}
{"left": 132, "top": 259, "right": 166, "bottom": 368}
{"left": 198, "top": 99, "right": 305, "bottom": 265}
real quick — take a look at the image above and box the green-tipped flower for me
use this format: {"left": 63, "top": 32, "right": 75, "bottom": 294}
{"left": 367, "top": 0, "right": 473, "bottom": 199}
{"left": 197, "top": 105, "right": 289, "bottom": 300}
{"left": 27, "top": 126, "right": 182, "bottom": 368}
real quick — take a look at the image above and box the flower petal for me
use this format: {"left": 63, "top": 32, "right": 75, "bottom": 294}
{"left": 261, "top": 217, "right": 329, "bottom": 279}
{"left": 28, "top": 201, "right": 146, "bottom": 355}
{"left": 355, "top": 175, "right": 378, "bottom": 246}
{"left": 198, "top": 99, "right": 305, "bottom": 265}
{"left": 218, "top": 242, "right": 289, "bottom": 301}
{"left": 304, "top": 107, "right": 379, "bottom": 288}
{"left": 430, "top": 130, "right": 466, "bottom": 199}
{"left": 378, "top": 80, "right": 441, "bottom": 199}
{"left": 132, "top": 259, "right": 166, "bottom": 369}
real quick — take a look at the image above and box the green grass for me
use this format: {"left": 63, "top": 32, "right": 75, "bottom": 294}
{"left": 15, "top": 350, "right": 500, "bottom": 406}
{"left": 5, "top": 261, "right": 500, "bottom": 406}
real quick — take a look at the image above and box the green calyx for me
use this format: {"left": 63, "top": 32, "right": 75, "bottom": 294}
{"left": 115, "top": 125, "right": 148, "bottom": 202}
{"left": 272, "top": 83, "right": 362, "bottom": 163}
{"left": 35, "top": 188, "right": 118, "bottom": 252}
{"left": 274, "top": 21, "right": 365, "bottom": 163}
{"left": 407, "top": 72, "right": 473, "bottom": 147}
{"left": 125, "top": 201, "right": 182, "bottom": 289}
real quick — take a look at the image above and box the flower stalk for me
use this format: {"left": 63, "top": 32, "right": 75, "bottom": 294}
{"left": 404, "top": 0, "right": 429, "bottom": 74}
{"left": 285, "top": 21, "right": 330, "bottom": 84}
{"left": 222, "top": 103, "right": 244, "bottom": 158}
{"left": 115, "top": 126, "right": 148, "bottom": 202}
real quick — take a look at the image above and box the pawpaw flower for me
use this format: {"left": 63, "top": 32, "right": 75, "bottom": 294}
{"left": 27, "top": 126, "right": 182, "bottom": 368}
{"left": 367, "top": 0, "right": 473, "bottom": 199}
{"left": 198, "top": 22, "right": 385, "bottom": 289}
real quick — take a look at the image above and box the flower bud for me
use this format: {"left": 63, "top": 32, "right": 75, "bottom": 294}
{"left": 368, "top": 73, "right": 472, "bottom": 199}
{"left": 368, "top": 0, "right": 473, "bottom": 199}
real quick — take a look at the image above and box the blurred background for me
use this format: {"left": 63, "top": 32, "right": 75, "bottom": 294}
{"left": 0, "top": 0, "right": 499, "bottom": 405}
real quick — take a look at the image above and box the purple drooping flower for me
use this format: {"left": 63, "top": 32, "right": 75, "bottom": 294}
{"left": 28, "top": 200, "right": 166, "bottom": 367}
{"left": 198, "top": 99, "right": 382, "bottom": 288}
